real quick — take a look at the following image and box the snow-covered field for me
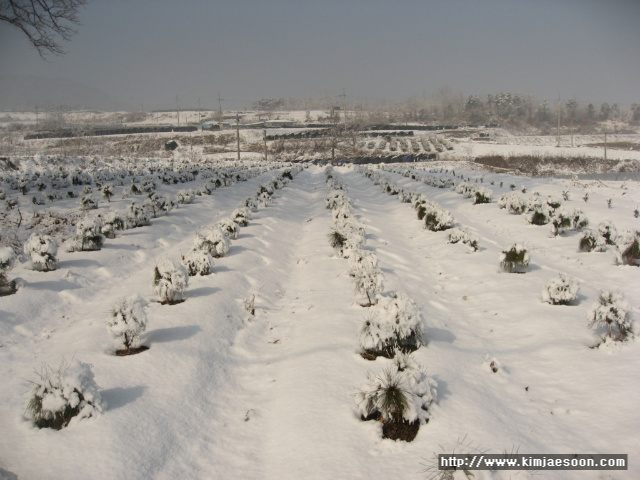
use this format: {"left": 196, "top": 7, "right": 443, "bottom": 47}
{"left": 0, "top": 154, "right": 639, "bottom": 479}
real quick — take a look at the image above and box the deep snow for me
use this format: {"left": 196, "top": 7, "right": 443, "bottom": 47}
{"left": 1, "top": 162, "right": 639, "bottom": 480}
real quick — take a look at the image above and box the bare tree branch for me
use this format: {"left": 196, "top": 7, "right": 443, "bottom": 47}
{"left": 0, "top": 0, "right": 88, "bottom": 58}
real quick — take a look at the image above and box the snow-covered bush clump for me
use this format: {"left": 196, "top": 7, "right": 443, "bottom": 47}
{"left": 550, "top": 209, "right": 572, "bottom": 237}
{"left": 473, "top": 187, "right": 492, "bottom": 205}
{"left": 541, "top": 195, "right": 560, "bottom": 210}
{"left": 25, "top": 359, "right": 105, "bottom": 430}
{"left": 232, "top": 207, "right": 252, "bottom": 227}
{"left": 615, "top": 230, "right": 640, "bottom": 266}
{"left": 194, "top": 226, "right": 230, "bottom": 258}
{"left": 101, "top": 211, "right": 127, "bottom": 239}
{"left": 578, "top": 230, "right": 607, "bottom": 253}
{"left": 0, "top": 247, "right": 18, "bottom": 295}
{"left": 571, "top": 208, "right": 589, "bottom": 230}
{"left": 527, "top": 202, "right": 552, "bottom": 225}
{"left": 413, "top": 197, "right": 454, "bottom": 232}
{"left": 587, "top": 291, "right": 635, "bottom": 343}
{"left": 454, "top": 182, "right": 474, "bottom": 198}
{"left": 330, "top": 219, "right": 366, "bottom": 258}
{"left": 126, "top": 202, "right": 151, "bottom": 228}
{"left": 423, "top": 205, "right": 455, "bottom": 232}
{"left": 106, "top": 294, "right": 149, "bottom": 354}
{"left": 359, "top": 291, "right": 425, "bottom": 359}
{"left": 66, "top": 215, "right": 105, "bottom": 252}
{"left": 541, "top": 273, "right": 579, "bottom": 305}
{"left": 354, "top": 353, "right": 436, "bottom": 441}
{"left": 445, "top": 227, "right": 478, "bottom": 252}
{"left": 144, "top": 193, "right": 174, "bottom": 218}
{"left": 181, "top": 249, "right": 214, "bottom": 276}
{"left": 101, "top": 184, "right": 114, "bottom": 202}
{"left": 80, "top": 195, "right": 98, "bottom": 211}
{"left": 24, "top": 233, "right": 58, "bottom": 271}
{"left": 152, "top": 258, "right": 189, "bottom": 304}
{"left": 177, "top": 189, "right": 195, "bottom": 205}
{"left": 499, "top": 244, "right": 530, "bottom": 273}
{"left": 244, "top": 196, "right": 259, "bottom": 211}
{"left": 597, "top": 221, "right": 617, "bottom": 245}
{"left": 216, "top": 218, "right": 239, "bottom": 239}
{"left": 348, "top": 249, "right": 385, "bottom": 306}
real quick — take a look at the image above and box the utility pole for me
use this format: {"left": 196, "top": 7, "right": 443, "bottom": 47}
{"left": 217, "top": 93, "right": 224, "bottom": 127}
{"left": 176, "top": 95, "right": 180, "bottom": 126}
{"left": 556, "top": 102, "right": 561, "bottom": 147}
{"left": 339, "top": 88, "right": 347, "bottom": 124}
{"left": 197, "top": 97, "right": 201, "bottom": 129}
{"left": 236, "top": 113, "right": 241, "bottom": 161}
{"left": 263, "top": 129, "right": 268, "bottom": 162}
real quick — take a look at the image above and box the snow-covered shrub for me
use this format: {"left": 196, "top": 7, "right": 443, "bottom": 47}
{"left": 257, "top": 191, "right": 272, "bottom": 207}
{"left": 587, "top": 291, "right": 634, "bottom": 342}
{"left": 244, "top": 196, "right": 259, "bottom": 211}
{"left": 0, "top": 247, "right": 18, "bottom": 295}
{"left": 454, "top": 182, "right": 473, "bottom": 197}
{"left": 32, "top": 193, "right": 46, "bottom": 205}
{"left": 101, "top": 211, "right": 126, "bottom": 239}
{"left": 332, "top": 218, "right": 366, "bottom": 258}
{"left": 550, "top": 209, "right": 572, "bottom": 237}
{"left": 541, "top": 273, "right": 579, "bottom": 305}
{"left": 359, "top": 291, "right": 425, "bottom": 358}
{"left": 445, "top": 227, "right": 478, "bottom": 252}
{"left": 546, "top": 195, "right": 562, "bottom": 211}
{"left": 106, "top": 294, "right": 148, "bottom": 354}
{"left": 177, "top": 189, "right": 195, "bottom": 205}
{"left": 498, "top": 192, "right": 527, "bottom": 214}
{"left": 331, "top": 201, "right": 353, "bottom": 221}
{"left": 152, "top": 258, "right": 189, "bottom": 304}
{"left": 473, "top": 187, "right": 492, "bottom": 204}
{"left": 354, "top": 355, "right": 436, "bottom": 441}
{"left": 66, "top": 216, "right": 105, "bottom": 252}
{"left": 181, "top": 249, "right": 214, "bottom": 276}
{"left": 144, "top": 193, "right": 174, "bottom": 218}
{"left": 24, "top": 233, "right": 58, "bottom": 271}
{"left": 25, "top": 359, "right": 105, "bottom": 430}
{"left": 424, "top": 206, "right": 454, "bottom": 232}
{"left": 597, "top": 221, "right": 617, "bottom": 245}
{"left": 101, "top": 185, "right": 114, "bottom": 202}
{"left": 578, "top": 230, "right": 607, "bottom": 253}
{"left": 194, "top": 226, "right": 230, "bottom": 258}
{"left": 126, "top": 201, "right": 151, "bottom": 228}
{"left": 615, "top": 230, "right": 640, "bottom": 267}
{"left": 348, "top": 249, "right": 385, "bottom": 305}
{"left": 80, "top": 195, "right": 98, "bottom": 211}
{"left": 499, "top": 244, "right": 530, "bottom": 273}
{"left": 216, "top": 218, "right": 239, "bottom": 239}
{"left": 232, "top": 207, "right": 252, "bottom": 227}
{"left": 571, "top": 208, "right": 589, "bottom": 230}
{"left": 527, "top": 205, "right": 551, "bottom": 226}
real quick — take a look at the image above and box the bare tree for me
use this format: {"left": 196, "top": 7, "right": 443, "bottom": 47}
{"left": 0, "top": 0, "right": 88, "bottom": 58}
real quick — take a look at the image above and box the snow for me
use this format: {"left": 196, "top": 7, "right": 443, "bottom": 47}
{"left": 0, "top": 156, "right": 639, "bottom": 479}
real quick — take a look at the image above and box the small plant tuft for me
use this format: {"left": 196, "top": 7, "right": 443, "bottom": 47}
{"left": 499, "top": 244, "right": 530, "bottom": 273}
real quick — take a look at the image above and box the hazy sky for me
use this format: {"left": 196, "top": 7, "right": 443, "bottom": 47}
{"left": 1, "top": 0, "right": 639, "bottom": 110}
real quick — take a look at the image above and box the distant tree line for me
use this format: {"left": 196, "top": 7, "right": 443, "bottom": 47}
{"left": 251, "top": 91, "right": 640, "bottom": 131}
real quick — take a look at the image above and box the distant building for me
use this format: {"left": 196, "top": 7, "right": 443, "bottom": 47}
{"left": 263, "top": 120, "right": 295, "bottom": 128}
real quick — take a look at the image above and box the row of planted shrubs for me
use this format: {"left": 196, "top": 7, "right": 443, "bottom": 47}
{"left": 0, "top": 164, "right": 280, "bottom": 295}
{"left": 15, "top": 165, "right": 302, "bottom": 431}
{"left": 324, "top": 166, "right": 436, "bottom": 442}
{"left": 378, "top": 163, "right": 639, "bottom": 263}
{"left": 357, "top": 165, "right": 637, "bottom": 348}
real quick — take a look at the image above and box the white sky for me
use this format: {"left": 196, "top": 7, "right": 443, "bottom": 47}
{"left": 0, "top": 0, "right": 639, "bottom": 110}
